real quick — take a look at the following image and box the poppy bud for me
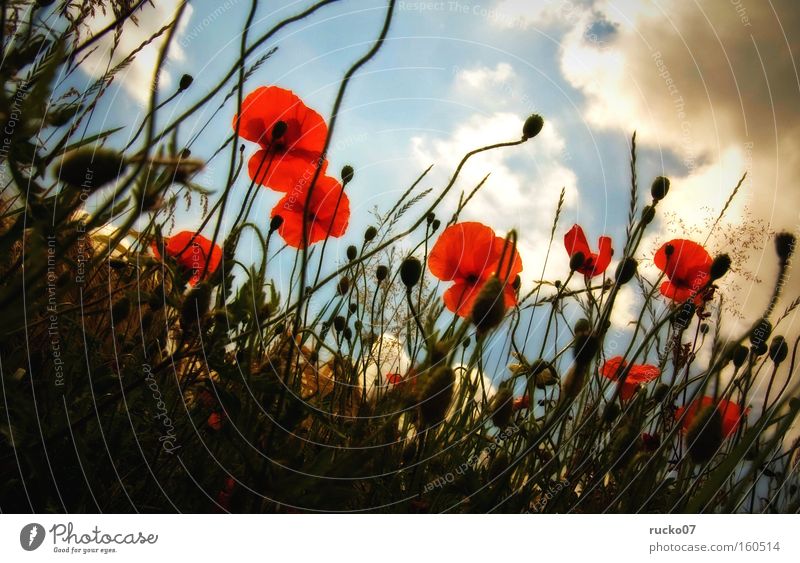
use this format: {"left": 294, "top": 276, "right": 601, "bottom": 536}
{"left": 418, "top": 366, "right": 455, "bottom": 428}
{"left": 346, "top": 245, "right": 357, "bottom": 261}
{"left": 489, "top": 387, "right": 514, "bottom": 428}
{"left": 426, "top": 212, "right": 436, "bottom": 224}
{"left": 710, "top": 254, "right": 731, "bottom": 280}
{"left": 58, "top": 148, "right": 126, "bottom": 191}
{"left": 569, "top": 251, "right": 585, "bottom": 272}
{"left": 522, "top": 114, "right": 544, "bottom": 140}
{"left": 471, "top": 277, "right": 507, "bottom": 333}
{"left": 652, "top": 383, "right": 670, "bottom": 403}
{"left": 333, "top": 315, "right": 346, "bottom": 332}
{"left": 463, "top": 337, "right": 470, "bottom": 349}
{"left": 431, "top": 219, "right": 441, "bottom": 232}
{"left": 651, "top": 176, "right": 670, "bottom": 201}
{"left": 341, "top": 165, "right": 355, "bottom": 184}
{"left": 752, "top": 341, "right": 768, "bottom": 356}
{"left": 769, "top": 335, "right": 789, "bottom": 365}
{"left": 364, "top": 226, "right": 377, "bottom": 242}
{"left": 574, "top": 318, "right": 591, "bottom": 336}
{"left": 179, "top": 73, "right": 194, "bottom": 91}
{"left": 750, "top": 318, "right": 772, "bottom": 348}
{"left": 348, "top": 302, "right": 358, "bottom": 314}
{"left": 573, "top": 333, "right": 598, "bottom": 366}
{"left": 641, "top": 205, "right": 656, "bottom": 225}
{"left": 376, "top": 265, "right": 389, "bottom": 282}
{"left": 608, "top": 422, "right": 639, "bottom": 469}
{"left": 602, "top": 401, "right": 620, "bottom": 424}
{"left": 615, "top": 257, "right": 638, "bottom": 285}
{"left": 336, "top": 277, "right": 350, "bottom": 296}
{"left": 732, "top": 344, "right": 749, "bottom": 368}
{"left": 674, "top": 301, "right": 695, "bottom": 328}
{"left": 271, "top": 120, "right": 287, "bottom": 140}
{"left": 686, "top": 405, "right": 723, "bottom": 464}
{"left": 561, "top": 363, "right": 589, "bottom": 402}
{"left": 343, "top": 326, "right": 353, "bottom": 340}
{"left": 111, "top": 296, "right": 130, "bottom": 322}
{"left": 269, "top": 215, "right": 284, "bottom": 233}
{"left": 700, "top": 323, "right": 709, "bottom": 334}
{"left": 181, "top": 282, "right": 212, "bottom": 327}
{"left": 400, "top": 256, "right": 422, "bottom": 289}
{"left": 775, "top": 232, "right": 796, "bottom": 265}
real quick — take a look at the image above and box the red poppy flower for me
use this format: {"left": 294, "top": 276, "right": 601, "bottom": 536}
{"left": 600, "top": 356, "right": 661, "bottom": 400}
{"left": 207, "top": 412, "right": 225, "bottom": 431}
{"left": 151, "top": 231, "right": 222, "bottom": 286}
{"left": 428, "top": 222, "right": 523, "bottom": 317}
{"left": 233, "top": 86, "right": 328, "bottom": 192}
{"left": 386, "top": 373, "right": 403, "bottom": 386}
{"left": 654, "top": 239, "right": 713, "bottom": 303}
{"left": 270, "top": 174, "right": 350, "bottom": 248}
{"left": 564, "top": 224, "right": 612, "bottom": 277}
{"left": 512, "top": 395, "right": 530, "bottom": 411}
{"left": 676, "top": 396, "right": 748, "bottom": 438}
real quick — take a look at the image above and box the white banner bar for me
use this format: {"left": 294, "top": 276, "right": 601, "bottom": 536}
{"left": 1, "top": 514, "right": 799, "bottom": 561}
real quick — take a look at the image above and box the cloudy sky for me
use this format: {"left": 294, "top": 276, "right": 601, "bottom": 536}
{"left": 77, "top": 0, "right": 800, "bottom": 342}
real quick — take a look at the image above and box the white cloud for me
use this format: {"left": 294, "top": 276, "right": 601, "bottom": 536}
{"left": 76, "top": 1, "right": 193, "bottom": 104}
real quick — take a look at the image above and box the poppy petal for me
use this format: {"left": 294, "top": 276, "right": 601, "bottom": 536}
{"left": 442, "top": 281, "right": 482, "bottom": 317}
{"left": 564, "top": 224, "right": 591, "bottom": 258}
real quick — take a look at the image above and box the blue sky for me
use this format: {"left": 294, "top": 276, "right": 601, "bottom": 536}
{"left": 74, "top": 0, "right": 800, "bottom": 350}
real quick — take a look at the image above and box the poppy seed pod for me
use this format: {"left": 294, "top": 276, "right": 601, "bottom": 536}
{"left": 341, "top": 165, "right": 355, "bottom": 184}
{"left": 522, "top": 114, "right": 544, "bottom": 139}
{"left": 269, "top": 215, "right": 284, "bottom": 233}
{"left": 490, "top": 387, "right": 514, "bottom": 429}
{"left": 750, "top": 318, "right": 772, "bottom": 348}
{"left": 179, "top": 74, "right": 194, "bottom": 91}
{"left": 346, "top": 245, "right": 357, "bottom": 261}
{"left": 376, "top": 265, "right": 388, "bottom": 282}
{"left": 58, "top": 148, "right": 126, "bottom": 191}
{"left": 569, "top": 251, "right": 585, "bottom": 272}
{"left": 336, "top": 277, "right": 350, "bottom": 296}
{"left": 775, "top": 232, "right": 796, "bottom": 265}
{"left": 641, "top": 205, "right": 656, "bottom": 225}
{"left": 400, "top": 256, "right": 422, "bottom": 289}
{"left": 651, "top": 176, "right": 670, "bottom": 201}
{"left": 364, "top": 226, "right": 378, "bottom": 242}
{"left": 418, "top": 366, "right": 455, "bottom": 428}
{"left": 732, "top": 344, "right": 749, "bottom": 368}
{"left": 710, "top": 254, "right": 731, "bottom": 281}
{"left": 615, "top": 257, "right": 638, "bottom": 285}
{"left": 471, "top": 277, "right": 507, "bottom": 333}
{"left": 686, "top": 405, "right": 723, "bottom": 464}
{"left": 181, "top": 282, "right": 212, "bottom": 327}
{"left": 769, "top": 335, "right": 789, "bottom": 365}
